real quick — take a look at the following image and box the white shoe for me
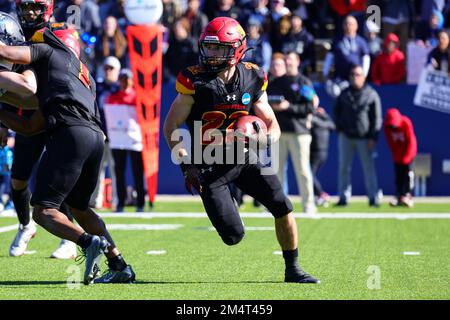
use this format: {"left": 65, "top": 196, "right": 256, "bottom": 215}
{"left": 304, "top": 204, "right": 317, "bottom": 214}
{"left": 50, "top": 239, "right": 77, "bottom": 259}
{"left": 9, "top": 222, "right": 37, "bottom": 257}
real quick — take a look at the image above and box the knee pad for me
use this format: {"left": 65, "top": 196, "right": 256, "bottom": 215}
{"left": 220, "top": 229, "right": 245, "bottom": 246}
{"left": 269, "top": 194, "right": 293, "bottom": 218}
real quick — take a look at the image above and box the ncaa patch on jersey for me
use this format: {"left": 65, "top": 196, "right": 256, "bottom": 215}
{"left": 242, "top": 93, "right": 251, "bottom": 105}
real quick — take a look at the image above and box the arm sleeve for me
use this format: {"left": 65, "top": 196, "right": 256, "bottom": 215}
{"left": 175, "top": 68, "right": 196, "bottom": 96}
{"left": 362, "top": 54, "right": 371, "bottom": 78}
{"left": 307, "top": 34, "right": 317, "bottom": 72}
{"left": 252, "top": 67, "right": 268, "bottom": 103}
{"left": 323, "top": 52, "right": 334, "bottom": 77}
{"left": 371, "top": 55, "right": 382, "bottom": 85}
{"left": 312, "top": 113, "right": 335, "bottom": 130}
{"left": 368, "top": 91, "right": 383, "bottom": 140}
{"left": 333, "top": 95, "right": 343, "bottom": 132}
{"left": 262, "top": 41, "right": 272, "bottom": 73}
{"left": 288, "top": 102, "right": 315, "bottom": 117}
{"left": 393, "top": 54, "right": 406, "bottom": 83}
{"left": 403, "top": 118, "right": 418, "bottom": 164}
{"left": 30, "top": 43, "right": 53, "bottom": 63}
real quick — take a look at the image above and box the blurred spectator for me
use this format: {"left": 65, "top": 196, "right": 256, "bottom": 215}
{"left": 371, "top": 33, "right": 406, "bottom": 85}
{"left": 90, "top": 56, "right": 121, "bottom": 209}
{"left": 163, "top": 17, "right": 198, "bottom": 80}
{"left": 0, "top": 0, "right": 15, "bottom": 15}
{"left": 270, "top": 0, "right": 290, "bottom": 22}
{"left": 242, "top": 0, "right": 270, "bottom": 31}
{"left": 381, "top": 0, "right": 415, "bottom": 55}
{"left": 162, "top": 0, "right": 184, "bottom": 29}
{"left": 323, "top": 15, "right": 370, "bottom": 97}
{"left": 268, "top": 0, "right": 291, "bottom": 45}
{"left": 334, "top": 65, "right": 382, "bottom": 207}
{"left": 105, "top": 69, "right": 146, "bottom": 212}
{"left": 384, "top": 108, "right": 417, "bottom": 208}
{"left": 0, "top": 135, "right": 14, "bottom": 212}
{"left": 365, "top": 20, "right": 382, "bottom": 82}
{"left": 268, "top": 51, "right": 318, "bottom": 214}
{"left": 268, "top": 52, "right": 287, "bottom": 81}
{"left": 113, "top": 0, "right": 132, "bottom": 35}
{"left": 328, "top": 0, "right": 367, "bottom": 36}
{"left": 95, "top": 16, "right": 128, "bottom": 74}
{"left": 183, "top": 0, "right": 209, "bottom": 41}
{"left": 428, "top": 30, "right": 450, "bottom": 73}
{"left": 98, "top": 0, "right": 117, "bottom": 22}
{"left": 310, "top": 107, "right": 335, "bottom": 208}
{"left": 97, "top": 56, "right": 121, "bottom": 131}
{"left": 420, "top": 0, "right": 445, "bottom": 23}
{"left": 366, "top": 20, "right": 382, "bottom": 59}
{"left": 289, "top": 0, "right": 316, "bottom": 31}
{"left": 242, "top": 18, "right": 272, "bottom": 72}
{"left": 208, "top": 0, "right": 241, "bottom": 21}
{"left": 416, "top": 9, "right": 445, "bottom": 48}
{"left": 56, "top": 0, "right": 101, "bottom": 36}
{"left": 54, "top": 0, "right": 102, "bottom": 70}
{"left": 279, "top": 14, "right": 316, "bottom": 75}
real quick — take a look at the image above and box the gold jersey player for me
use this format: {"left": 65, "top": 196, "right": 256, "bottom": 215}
{"left": 164, "top": 17, "right": 319, "bottom": 283}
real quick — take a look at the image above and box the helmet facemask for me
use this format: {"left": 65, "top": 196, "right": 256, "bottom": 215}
{"left": 199, "top": 37, "right": 246, "bottom": 72}
{"left": 16, "top": 2, "right": 48, "bottom": 30}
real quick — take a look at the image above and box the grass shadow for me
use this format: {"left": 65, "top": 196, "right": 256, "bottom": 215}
{"left": 133, "top": 280, "right": 282, "bottom": 285}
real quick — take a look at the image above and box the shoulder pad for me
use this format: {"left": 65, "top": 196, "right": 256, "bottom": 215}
{"left": 175, "top": 65, "right": 207, "bottom": 95}
{"left": 241, "top": 62, "right": 268, "bottom": 92}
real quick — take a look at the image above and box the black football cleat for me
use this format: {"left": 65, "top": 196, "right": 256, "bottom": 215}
{"left": 94, "top": 265, "right": 136, "bottom": 284}
{"left": 285, "top": 267, "right": 320, "bottom": 284}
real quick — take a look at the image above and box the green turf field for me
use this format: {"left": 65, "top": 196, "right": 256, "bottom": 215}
{"left": 0, "top": 200, "right": 449, "bottom": 300}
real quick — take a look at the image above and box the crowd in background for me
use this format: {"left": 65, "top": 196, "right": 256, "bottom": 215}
{"left": 0, "top": 0, "right": 430, "bottom": 210}
{"left": 0, "top": 0, "right": 449, "bottom": 82}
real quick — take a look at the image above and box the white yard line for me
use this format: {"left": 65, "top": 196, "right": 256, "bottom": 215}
{"left": 0, "top": 224, "right": 18, "bottom": 234}
{"left": 146, "top": 250, "right": 167, "bottom": 255}
{"left": 0, "top": 223, "right": 183, "bottom": 234}
{"left": 2, "top": 212, "right": 450, "bottom": 221}
{"left": 403, "top": 252, "right": 421, "bottom": 256}
{"left": 98, "top": 212, "right": 450, "bottom": 219}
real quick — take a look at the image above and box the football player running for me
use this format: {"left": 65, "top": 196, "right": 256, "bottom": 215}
{"left": 0, "top": 0, "right": 76, "bottom": 259}
{"left": 0, "top": 13, "right": 135, "bottom": 284}
{"left": 164, "top": 17, "right": 319, "bottom": 283}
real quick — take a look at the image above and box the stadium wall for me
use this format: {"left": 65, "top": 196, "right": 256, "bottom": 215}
{"left": 155, "top": 81, "right": 450, "bottom": 196}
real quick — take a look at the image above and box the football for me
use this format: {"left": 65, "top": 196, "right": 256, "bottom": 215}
{"left": 234, "top": 115, "right": 267, "bottom": 137}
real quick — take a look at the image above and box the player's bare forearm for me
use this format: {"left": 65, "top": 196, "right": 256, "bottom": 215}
{"left": 163, "top": 93, "right": 194, "bottom": 160}
{"left": 254, "top": 92, "right": 281, "bottom": 142}
{"left": 0, "top": 91, "right": 39, "bottom": 109}
{"left": 0, "top": 45, "right": 32, "bottom": 64}
{"left": 0, "top": 70, "right": 37, "bottom": 96}
{"left": 0, "top": 108, "right": 45, "bottom": 136}
{"left": 164, "top": 120, "right": 189, "bottom": 158}
{"left": 265, "top": 116, "right": 281, "bottom": 141}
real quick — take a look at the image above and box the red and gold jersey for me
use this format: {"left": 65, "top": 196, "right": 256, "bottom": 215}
{"left": 176, "top": 62, "right": 268, "bottom": 146}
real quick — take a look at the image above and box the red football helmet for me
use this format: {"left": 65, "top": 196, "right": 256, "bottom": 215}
{"left": 199, "top": 17, "right": 247, "bottom": 72}
{"left": 16, "top": 0, "right": 54, "bottom": 30}
{"left": 53, "top": 28, "right": 81, "bottom": 59}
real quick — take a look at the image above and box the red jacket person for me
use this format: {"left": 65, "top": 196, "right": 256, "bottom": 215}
{"left": 384, "top": 108, "right": 417, "bottom": 207}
